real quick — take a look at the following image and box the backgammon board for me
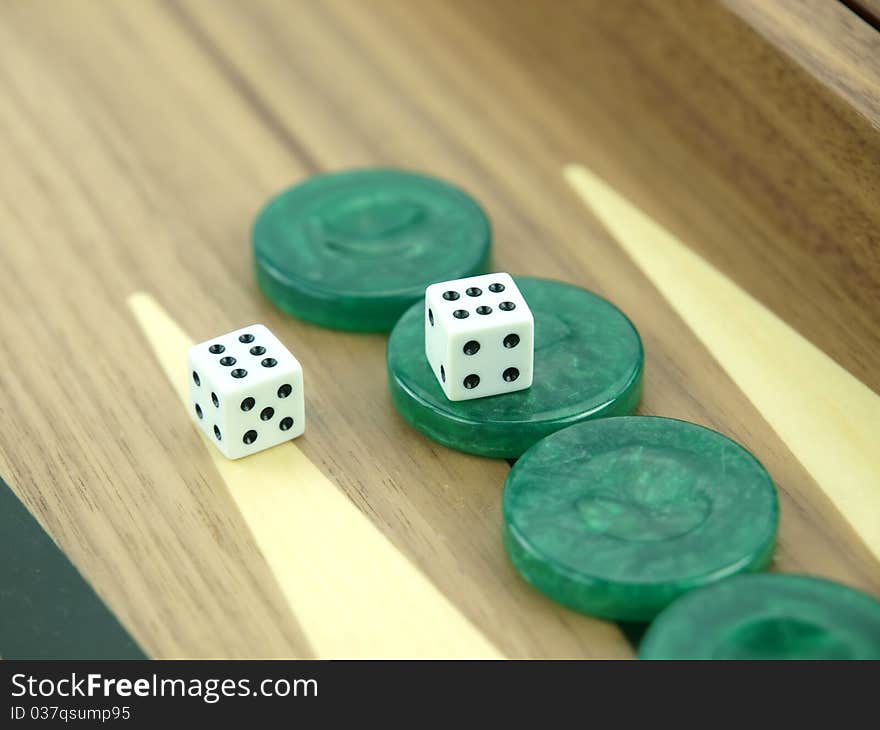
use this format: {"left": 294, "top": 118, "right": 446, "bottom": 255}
{"left": 1, "top": 0, "right": 878, "bottom": 659}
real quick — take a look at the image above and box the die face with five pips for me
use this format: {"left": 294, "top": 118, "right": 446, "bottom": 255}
{"left": 187, "top": 324, "right": 305, "bottom": 459}
{"left": 425, "top": 273, "right": 534, "bottom": 401}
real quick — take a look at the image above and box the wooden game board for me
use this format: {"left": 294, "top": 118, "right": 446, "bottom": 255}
{"left": 0, "top": 0, "right": 877, "bottom": 659}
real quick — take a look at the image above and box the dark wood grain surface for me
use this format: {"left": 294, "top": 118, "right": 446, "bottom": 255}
{"left": 0, "top": 0, "right": 877, "bottom": 658}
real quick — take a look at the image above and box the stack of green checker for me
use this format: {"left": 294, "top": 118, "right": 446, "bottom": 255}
{"left": 254, "top": 168, "right": 880, "bottom": 660}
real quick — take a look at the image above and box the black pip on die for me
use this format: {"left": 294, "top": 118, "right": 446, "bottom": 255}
{"left": 425, "top": 273, "right": 534, "bottom": 401}
{"left": 188, "top": 324, "right": 305, "bottom": 459}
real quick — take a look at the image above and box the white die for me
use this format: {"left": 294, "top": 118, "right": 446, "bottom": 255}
{"left": 425, "top": 273, "right": 534, "bottom": 401}
{"left": 187, "top": 324, "right": 305, "bottom": 459}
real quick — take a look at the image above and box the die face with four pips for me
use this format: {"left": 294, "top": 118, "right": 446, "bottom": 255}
{"left": 425, "top": 273, "right": 534, "bottom": 401}
{"left": 187, "top": 324, "right": 305, "bottom": 459}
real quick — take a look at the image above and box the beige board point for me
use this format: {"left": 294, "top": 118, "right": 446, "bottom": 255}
{"left": 128, "top": 292, "right": 503, "bottom": 658}
{"left": 565, "top": 164, "right": 880, "bottom": 564}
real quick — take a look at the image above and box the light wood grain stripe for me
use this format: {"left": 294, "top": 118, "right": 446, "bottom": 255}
{"left": 128, "top": 293, "right": 502, "bottom": 658}
{"left": 565, "top": 164, "right": 880, "bottom": 563}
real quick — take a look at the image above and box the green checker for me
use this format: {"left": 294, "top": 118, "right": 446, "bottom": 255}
{"left": 253, "top": 168, "right": 491, "bottom": 332}
{"left": 640, "top": 574, "right": 880, "bottom": 659}
{"left": 502, "top": 417, "right": 779, "bottom": 621}
{"left": 387, "top": 278, "right": 643, "bottom": 459}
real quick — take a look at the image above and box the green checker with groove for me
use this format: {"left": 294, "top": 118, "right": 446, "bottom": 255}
{"left": 253, "top": 168, "right": 491, "bottom": 332}
{"left": 387, "top": 278, "right": 644, "bottom": 459}
{"left": 640, "top": 573, "right": 880, "bottom": 659}
{"left": 502, "top": 416, "right": 779, "bottom": 621}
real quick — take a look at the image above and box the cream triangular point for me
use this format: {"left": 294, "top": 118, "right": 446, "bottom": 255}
{"left": 565, "top": 164, "right": 880, "bottom": 563}
{"left": 128, "top": 293, "right": 503, "bottom": 658}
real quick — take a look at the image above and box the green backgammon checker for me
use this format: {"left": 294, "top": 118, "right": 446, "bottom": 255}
{"left": 253, "top": 168, "right": 491, "bottom": 332}
{"left": 387, "top": 278, "right": 643, "bottom": 458}
{"left": 639, "top": 574, "right": 880, "bottom": 659}
{"left": 502, "top": 417, "right": 779, "bottom": 621}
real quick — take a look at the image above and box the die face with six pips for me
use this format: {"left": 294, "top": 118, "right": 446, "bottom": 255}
{"left": 187, "top": 324, "right": 305, "bottom": 459}
{"left": 424, "top": 273, "right": 534, "bottom": 401}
